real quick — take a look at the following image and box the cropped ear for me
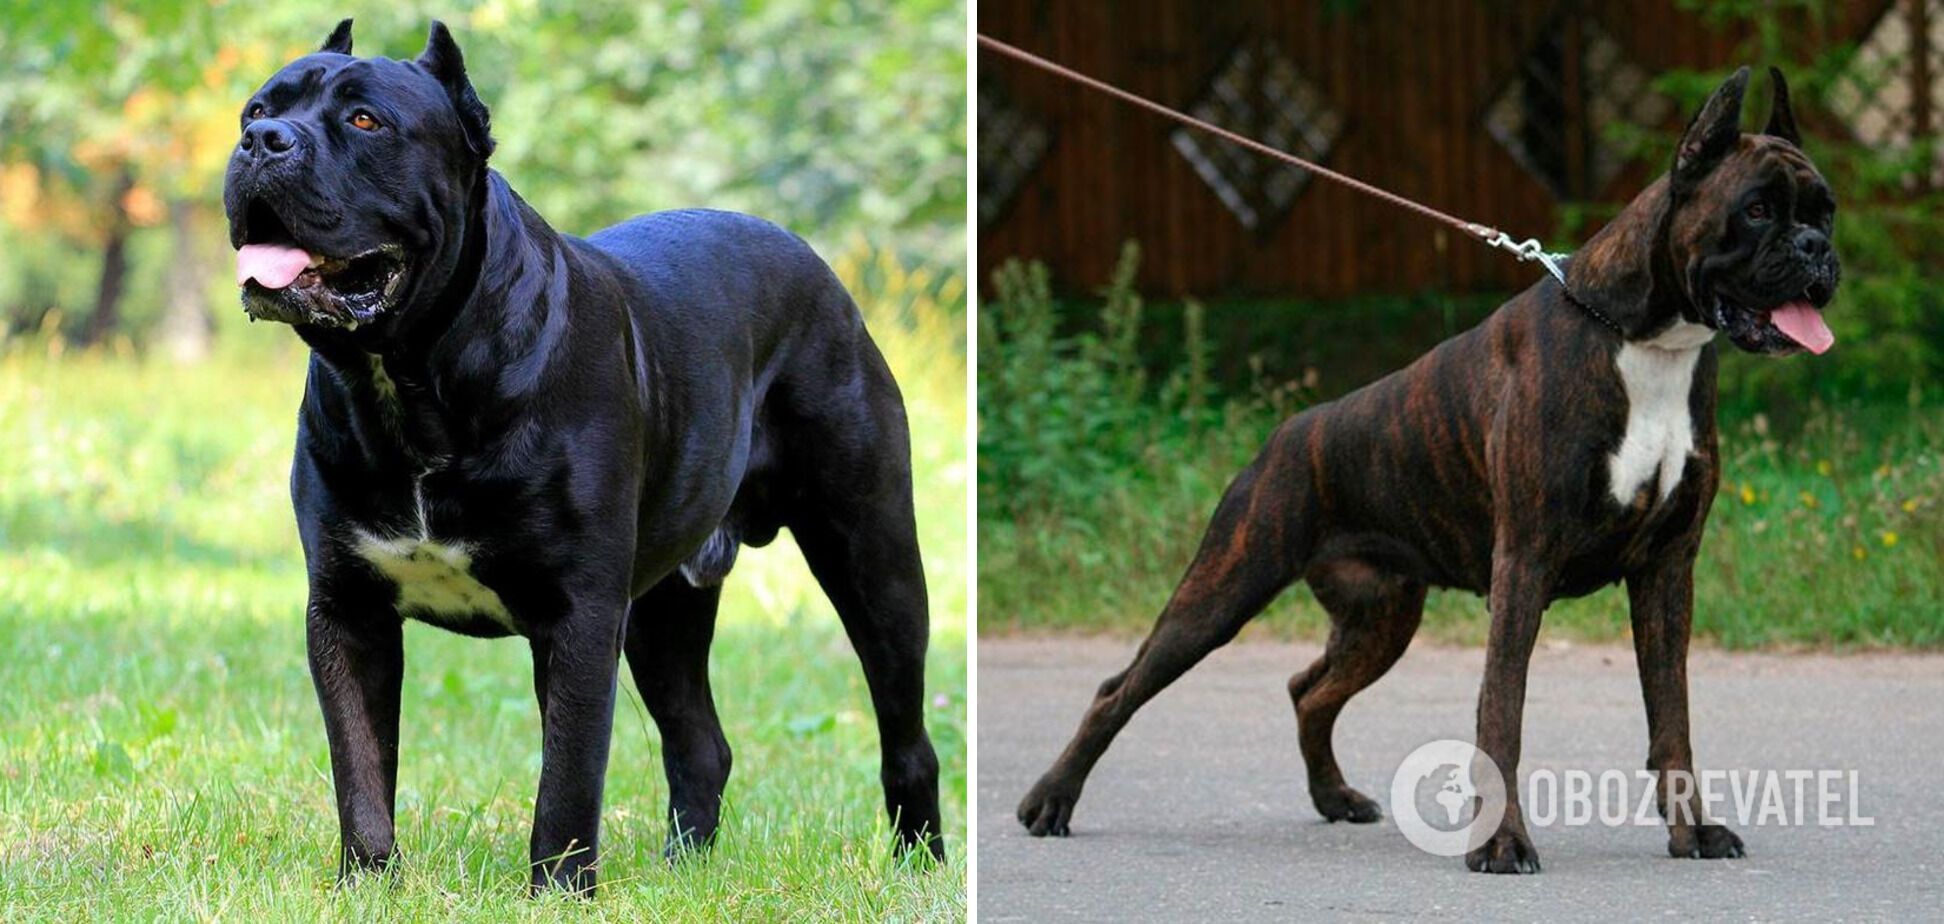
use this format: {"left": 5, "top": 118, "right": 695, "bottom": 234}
{"left": 319, "top": 18, "right": 353, "bottom": 55}
{"left": 417, "top": 20, "right": 496, "bottom": 159}
{"left": 1673, "top": 66, "right": 1749, "bottom": 189}
{"left": 1763, "top": 66, "right": 1801, "bottom": 146}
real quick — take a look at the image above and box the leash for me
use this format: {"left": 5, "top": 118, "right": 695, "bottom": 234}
{"left": 977, "top": 35, "right": 1628, "bottom": 336}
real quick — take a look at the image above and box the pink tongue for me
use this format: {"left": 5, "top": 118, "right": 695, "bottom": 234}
{"left": 236, "top": 244, "right": 312, "bottom": 289}
{"left": 1769, "top": 301, "right": 1834, "bottom": 355}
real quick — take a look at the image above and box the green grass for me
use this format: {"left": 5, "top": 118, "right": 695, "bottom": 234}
{"left": 979, "top": 249, "right": 1941, "bottom": 649}
{"left": 980, "top": 394, "right": 1944, "bottom": 650}
{"left": 0, "top": 262, "right": 968, "bottom": 919}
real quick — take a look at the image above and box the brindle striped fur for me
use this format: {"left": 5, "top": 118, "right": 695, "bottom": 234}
{"left": 1018, "top": 67, "right": 1834, "bottom": 874}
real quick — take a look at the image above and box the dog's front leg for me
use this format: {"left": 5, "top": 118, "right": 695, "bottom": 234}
{"left": 1627, "top": 552, "right": 1745, "bottom": 860}
{"left": 1466, "top": 550, "right": 1548, "bottom": 874}
{"left": 306, "top": 594, "right": 404, "bottom": 880}
{"left": 527, "top": 603, "right": 626, "bottom": 896}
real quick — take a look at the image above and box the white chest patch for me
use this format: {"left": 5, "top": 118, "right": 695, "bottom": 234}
{"left": 354, "top": 531, "right": 514, "bottom": 629}
{"left": 1607, "top": 322, "right": 1712, "bottom": 506}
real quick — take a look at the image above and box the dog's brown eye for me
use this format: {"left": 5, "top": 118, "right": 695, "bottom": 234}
{"left": 248, "top": 104, "right": 265, "bottom": 120}
{"left": 348, "top": 110, "right": 380, "bottom": 132}
{"left": 1745, "top": 201, "right": 1771, "bottom": 221}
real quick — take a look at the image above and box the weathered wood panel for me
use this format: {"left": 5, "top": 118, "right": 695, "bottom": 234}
{"left": 978, "top": 0, "right": 1894, "bottom": 298}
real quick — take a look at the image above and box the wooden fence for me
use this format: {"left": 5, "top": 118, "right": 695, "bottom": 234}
{"left": 978, "top": 0, "right": 1920, "bottom": 298}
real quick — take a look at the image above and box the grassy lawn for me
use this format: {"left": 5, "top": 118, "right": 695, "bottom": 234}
{"left": 980, "top": 395, "right": 1942, "bottom": 649}
{"left": 0, "top": 255, "right": 968, "bottom": 919}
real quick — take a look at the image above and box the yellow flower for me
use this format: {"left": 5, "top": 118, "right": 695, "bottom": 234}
{"left": 1740, "top": 484, "right": 1757, "bottom": 505}
{"left": 1903, "top": 499, "right": 1920, "bottom": 513}
{"left": 1798, "top": 491, "right": 1818, "bottom": 509}
{"left": 1875, "top": 464, "right": 1892, "bottom": 478}
{"left": 1851, "top": 545, "right": 1867, "bottom": 560}
{"left": 1816, "top": 459, "right": 1833, "bottom": 477}
{"left": 1881, "top": 531, "right": 1899, "bottom": 548}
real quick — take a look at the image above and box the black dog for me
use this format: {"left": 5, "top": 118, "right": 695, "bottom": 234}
{"left": 224, "top": 20, "right": 943, "bottom": 893}
{"left": 1018, "top": 67, "right": 1837, "bottom": 873}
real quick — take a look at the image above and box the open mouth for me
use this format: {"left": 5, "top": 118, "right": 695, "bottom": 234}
{"left": 1711, "top": 293, "right": 1835, "bottom": 356}
{"left": 235, "top": 200, "right": 407, "bottom": 328}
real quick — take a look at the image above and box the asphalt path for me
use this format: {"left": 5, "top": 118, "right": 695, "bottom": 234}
{"left": 977, "top": 638, "right": 1944, "bottom": 922}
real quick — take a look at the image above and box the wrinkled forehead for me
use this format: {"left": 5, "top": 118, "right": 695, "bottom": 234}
{"left": 251, "top": 53, "right": 444, "bottom": 111}
{"left": 1698, "top": 135, "right": 1832, "bottom": 205}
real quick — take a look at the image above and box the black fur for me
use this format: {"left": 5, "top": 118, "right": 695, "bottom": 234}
{"left": 223, "top": 21, "right": 944, "bottom": 895}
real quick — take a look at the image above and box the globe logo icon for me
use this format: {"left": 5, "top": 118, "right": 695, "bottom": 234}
{"left": 1434, "top": 765, "right": 1477, "bottom": 826}
{"left": 1389, "top": 739, "right": 1507, "bottom": 856}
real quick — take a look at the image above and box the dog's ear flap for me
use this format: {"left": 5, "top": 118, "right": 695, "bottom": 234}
{"left": 319, "top": 18, "right": 353, "bottom": 55}
{"left": 1763, "top": 66, "right": 1802, "bottom": 146}
{"left": 417, "top": 20, "right": 496, "bottom": 159}
{"left": 1674, "top": 66, "right": 1749, "bottom": 188}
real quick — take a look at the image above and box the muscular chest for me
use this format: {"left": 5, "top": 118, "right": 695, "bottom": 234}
{"left": 334, "top": 466, "right": 520, "bottom": 634}
{"left": 324, "top": 357, "right": 562, "bottom": 631}
{"left": 307, "top": 353, "right": 670, "bottom": 628}
{"left": 347, "top": 474, "right": 520, "bottom": 633}
{"left": 1606, "top": 329, "right": 1709, "bottom": 508}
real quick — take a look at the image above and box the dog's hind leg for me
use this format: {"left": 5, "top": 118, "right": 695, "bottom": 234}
{"left": 1287, "top": 559, "right": 1425, "bottom": 822}
{"left": 785, "top": 345, "right": 945, "bottom": 861}
{"left": 1016, "top": 426, "right": 1313, "bottom": 837}
{"left": 624, "top": 577, "right": 733, "bottom": 859}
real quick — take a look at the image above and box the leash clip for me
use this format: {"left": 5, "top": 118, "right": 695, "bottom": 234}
{"left": 1468, "top": 224, "right": 1627, "bottom": 336}
{"left": 1468, "top": 224, "right": 1571, "bottom": 285}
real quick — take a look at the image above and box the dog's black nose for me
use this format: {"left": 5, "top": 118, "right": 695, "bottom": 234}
{"left": 240, "top": 119, "right": 299, "bottom": 158}
{"left": 1793, "top": 228, "right": 1831, "bottom": 261}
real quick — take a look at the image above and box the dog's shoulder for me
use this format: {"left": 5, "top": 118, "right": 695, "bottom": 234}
{"left": 578, "top": 209, "right": 857, "bottom": 352}
{"left": 586, "top": 209, "right": 823, "bottom": 271}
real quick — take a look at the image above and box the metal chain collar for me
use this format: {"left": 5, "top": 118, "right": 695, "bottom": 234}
{"left": 1468, "top": 226, "right": 1627, "bottom": 336}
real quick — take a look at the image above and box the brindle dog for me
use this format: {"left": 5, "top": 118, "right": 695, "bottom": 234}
{"left": 1016, "top": 67, "right": 1838, "bottom": 873}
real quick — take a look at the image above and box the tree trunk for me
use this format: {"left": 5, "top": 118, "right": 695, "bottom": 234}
{"left": 81, "top": 166, "right": 135, "bottom": 347}
{"left": 158, "top": 199, "right": 214, "bottom": 362}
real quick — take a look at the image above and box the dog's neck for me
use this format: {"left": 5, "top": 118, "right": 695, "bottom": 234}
{"left": 1566, "top": 177, "right": 1709, "bottom": 347}
{"left": 308, "top": 170, "right": 577, "bottom": 463}
{"left": 442, "top": 171, "right": 572, "bottom": 361}
{"left": 401, "top": 169, "right": 565, "bottom": 361}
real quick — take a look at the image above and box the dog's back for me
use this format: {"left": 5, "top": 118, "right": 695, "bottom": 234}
{"left": 587, "top": 208, "right": 865, "bottom": 355}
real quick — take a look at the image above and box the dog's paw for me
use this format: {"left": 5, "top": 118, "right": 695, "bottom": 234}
{"left": 1465, "top": 827, "right": 1542, "bottom": 874}
{"left": 659, "top": 811, "right": 723, "bottom": 865}
{"left": 1312, "top": 784, "right": 1383, "bottom": 823}
{"left": 661, "top": 833, "right": 714, "bottom": 866}
{"left": 1016, "top": 778, "right": 1080, "bottom": 837}
{"left": 1669, "top": 823, "right": 1745, "bottom": 860}
{"left": 337, "top": 838, "right": 396, "bottom": 885}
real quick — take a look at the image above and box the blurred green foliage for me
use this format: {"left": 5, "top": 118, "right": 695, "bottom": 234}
{"left": 1585, "top": 0, "right": 1943, "bottom": 410}
{"left": 981, "top": 242, "right": 1235, "bottom": 517}
{"left": 0, "top": 220, "right": 971, "bottom": 917}
{"left": 0, "top": 4, "right": 970, "bottom": 909}
{"left": 979, "top": 0, "right": 1939, "bottom": 644}
{"left": 0, "top": 0, "right": 966, "bottom": 341}
{"left": 978, "top": 247, "right": 1943, "bottom": 646}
